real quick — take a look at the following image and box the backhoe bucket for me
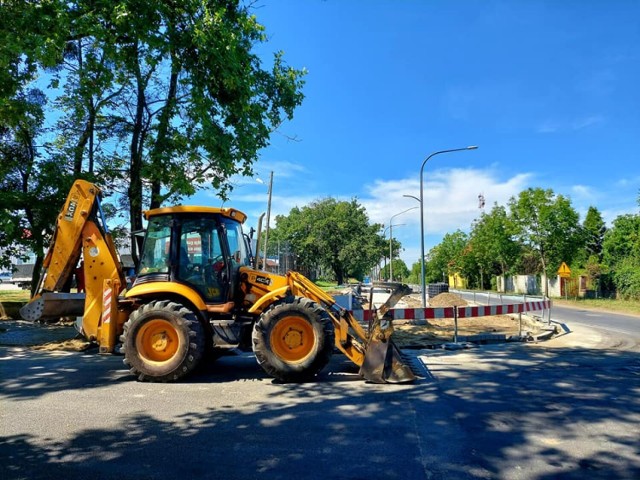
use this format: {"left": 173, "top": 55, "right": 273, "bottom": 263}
{"left": 359, "top": 282, "right": 416, "bottom": 384}
{"left": 20, "top": 292, "right": 85, "bottom": 322}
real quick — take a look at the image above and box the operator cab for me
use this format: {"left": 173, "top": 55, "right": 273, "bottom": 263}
{"left": 135, "top": 206, "right": 251, "bottom": 304}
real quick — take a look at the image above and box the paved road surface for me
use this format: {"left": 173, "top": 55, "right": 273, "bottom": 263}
{"left": 455, "top": 291, "right": 640, "bottom": 338}
{"left": 1, "top": 318, "right": 639, "bottom": 480}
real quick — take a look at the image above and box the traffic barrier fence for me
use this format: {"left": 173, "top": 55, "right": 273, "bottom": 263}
{"left": 349, "top": 298, "right": 553, "bottom": 341}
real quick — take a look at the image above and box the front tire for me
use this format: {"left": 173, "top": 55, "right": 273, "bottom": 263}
{"left": 252, "top": 297, "right": 334, "bottom": 382}
{"left": 122, "top": 300, "right": 205, "bottom": 382}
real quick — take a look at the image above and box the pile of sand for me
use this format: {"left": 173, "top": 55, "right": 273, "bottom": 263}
{"left": 428, "top": 292, "right": 468, "bottom": 307}
{"left": 392, "top": 292, "right": 523, "bottom": 347}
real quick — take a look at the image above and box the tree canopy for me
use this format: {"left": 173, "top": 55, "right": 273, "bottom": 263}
{"left": 602, "top": 211, "right": 640, "bottom": 300}
{"left": 582, "top": 206, "right": 607, "bottom": 261}
{"left": 508, "top": 188, "right": 583, "bottom": 279}
{"left": 0, "top": 0, "right": 305, "bottom": 278}
{"left": 270, "top": 198, "right": 386, "bottom": 285}
{"left": 468, "top": 204, "right": 519, "bottom": 278}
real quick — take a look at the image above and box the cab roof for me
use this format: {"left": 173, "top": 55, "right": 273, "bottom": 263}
{"left": 144, "top": 206, "right": 247, "bottom": 224}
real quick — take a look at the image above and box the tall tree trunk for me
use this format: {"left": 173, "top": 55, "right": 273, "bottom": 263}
{"left": 128, "top": 42, "right": 147, "bottom": 267}
{"left": 29, "top": 252, "right": 46, "bottom": 297}
{"left": 540, "top": 252, "right": 548, "bottom": 297}
{"left": 149, "top": 28, "right": 179, "bottom": 210}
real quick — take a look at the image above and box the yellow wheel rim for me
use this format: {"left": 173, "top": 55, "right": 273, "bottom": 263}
{"left": 136, "top": 319, "right": 180, "bottom": 363}
{"left": 270, "top": 315, "right": 315, "bottom": 363}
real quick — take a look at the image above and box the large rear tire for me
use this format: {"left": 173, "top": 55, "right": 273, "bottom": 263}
{"left": 122, "top": 300, "right": 205, "bottom": 382}
{"left": 252, "top": 297, "right": 334, "bottom": 382}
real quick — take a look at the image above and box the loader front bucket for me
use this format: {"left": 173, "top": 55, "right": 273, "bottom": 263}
{"left": 359, "top": 282, "right": 416, "bottom": 384}
{"left": 360, "top": 333, "right": 416, "bottom": 384}
{"left": 20, "top": 292, "right": 85, "bottom": 322}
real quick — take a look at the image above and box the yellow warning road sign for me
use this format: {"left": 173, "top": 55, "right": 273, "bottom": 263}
{"left": 558, "top": 262, "right": 571, "bottom": 278}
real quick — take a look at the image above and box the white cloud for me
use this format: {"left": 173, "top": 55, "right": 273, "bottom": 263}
{"left": 571, "top": 115, "right": 605, "bottom": 130}
{"left": 537, "top": 114, "right": 605, "bottom": 133}
{"left": 203, "top": 160, "right": 309, "bottom": 199}
{"left": 537, "top": 122, "right": 560, "bottom": 134}
{"left": 615, "top": 176, "right": 640, "bottom": 188}
{"left": 233, "top": 191, "right": 336, "bottom": 228}
{"left": 570, "top": 184, "right": 597, "bottom": 201}
{"left": 254, "top": 159, "right": 308, "bottom": 179}
{"left": 362, "top": 167, "right": 531, "bottom": 234}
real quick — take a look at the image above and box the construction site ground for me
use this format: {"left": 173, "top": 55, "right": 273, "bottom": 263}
{"left": 392, "top": 292, "right": 533, "bottom": 348}
{"left": 0, "top": 292, "right": 534, "bottom": 352}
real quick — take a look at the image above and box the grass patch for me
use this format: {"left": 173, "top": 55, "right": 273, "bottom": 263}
{"left": 0, "top": 290, "right": 30, "bottom": 303}
{"left": 553, "top": 297, "right": 640, "bottom": 316}
{"left": 315, "top": 280, "right": 339, "bottom": 292}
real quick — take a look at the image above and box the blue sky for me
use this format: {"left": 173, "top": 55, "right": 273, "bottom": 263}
{"left": 194, "top": 0, "right": 640, "bottom": 267}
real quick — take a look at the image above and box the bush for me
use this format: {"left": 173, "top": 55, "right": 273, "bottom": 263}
{"left": 613, "top": 260, "right": 640, "bottom": 300}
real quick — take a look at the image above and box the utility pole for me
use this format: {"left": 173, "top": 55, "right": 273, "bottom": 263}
{"left": 262, "top": 171, "right": 274, "bottom": 272}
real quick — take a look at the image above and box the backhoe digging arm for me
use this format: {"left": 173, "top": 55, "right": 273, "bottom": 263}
{"left": 20, "top": 180, "right": 127, "bottom": 352}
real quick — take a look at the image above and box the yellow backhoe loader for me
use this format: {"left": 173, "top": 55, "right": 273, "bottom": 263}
{"left": 20, "top": 180, "right": 415, "bottom": 384}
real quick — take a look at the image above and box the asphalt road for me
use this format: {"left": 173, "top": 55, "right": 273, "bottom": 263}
{"left": 549, "top": 304, "right": 639, "bottom": 338}
{"left": 455, "top": 290, "right": 640, "bottom": 339}
{"left": 1, "top": 319, "right": 639, "bottom": 480}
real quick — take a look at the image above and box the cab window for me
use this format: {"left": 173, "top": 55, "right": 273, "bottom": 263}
{"left": 138, "top": 216, "right": 171, "bottom": 275}
{"left": 222, "top": 218, "right": 250, "bottom": 268}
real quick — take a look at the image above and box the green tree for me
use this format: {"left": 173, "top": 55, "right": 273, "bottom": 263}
{"left": 508, "top": 188, "right": 583, "bottom": 293}
{"left": 407, "top": 260, "right": 422, "bottom": 285}
{"left": 0, "top": 0, "right": 306, "bottom": 268}
{"left": 274, "top": 198, "right": 386, "bottom": 284}
{"left": 601, "top": 211, "right": 640, "bottom": 299}
{"left": 582, "top": 206, "right": 606, "bottom": 261}
{"left": 424, "top": 230, "right": 469, "bottom": 284}
{"left": 574, "top": 206, "right": 608, "bottom": 294}
{"left": 381, "top": 259, "right": 409, "bottom": 282}
{"left": 602, "top": 214, "right": 640, "bottom": 269}
{"left": 0, "top": 84, "right": 78, "bottom": 292}
{"left": 611, "top": 257, "right": 640, "bottom": 300}
{"left": 468, "top": 204, "right": 520, "bottom": 286}
{"left": 609, "top": 196, "right": 640, "bottom": 299}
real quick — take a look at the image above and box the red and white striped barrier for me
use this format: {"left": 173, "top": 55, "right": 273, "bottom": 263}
{"left": 389, "top": 307, "right": 455, "bottom": 320}
{"left": 457, "top": 299, "right": 552, "bottom": 318}
{"left": 349, "top": 307, "right": 455, "bottom": 322}
{"left": 348, "top": 299, "right": 551, "bottom": 322}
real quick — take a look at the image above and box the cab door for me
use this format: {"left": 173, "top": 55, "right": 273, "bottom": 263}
{"left": 175, "top": 216, "right": 227, "bottom": 303}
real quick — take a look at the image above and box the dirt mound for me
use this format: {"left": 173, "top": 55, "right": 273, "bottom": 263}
{"left": 391, "top": 292, "right": 523, "bottom": 347}
{"left": 428, "top": 292, "right": 468, "bottom": 307}
{"left": 393, "top": 315, "right": 521, "bottom": 347}
{"left": 401, "top": 295, "right": 422, "bottom": 308}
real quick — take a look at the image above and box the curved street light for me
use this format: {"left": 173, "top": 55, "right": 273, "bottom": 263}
{"left": 382, "top": 223, "right": 405, "bottom": 280}
{"left": 414, "top": 146, "right": 478, "bottom": 307}
{"left": 388, "top": 206, "right": 418, "bottom": 281}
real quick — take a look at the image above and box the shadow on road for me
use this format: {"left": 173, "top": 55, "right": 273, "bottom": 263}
{"left": 1, "top": 343, "right": 639, "bottom": 479}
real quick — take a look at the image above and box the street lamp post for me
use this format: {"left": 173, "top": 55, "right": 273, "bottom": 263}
{"left": 388, "top": 207, "right": 418, "bottom": 281}
{"left": 411, "top": 146, "right": 478, "bottom": 307}
{"left": 381, "top": 225, "right": 394, "bottom": 280}
{"left": 382, "top": 223, "right": 404, "bottom": 280}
